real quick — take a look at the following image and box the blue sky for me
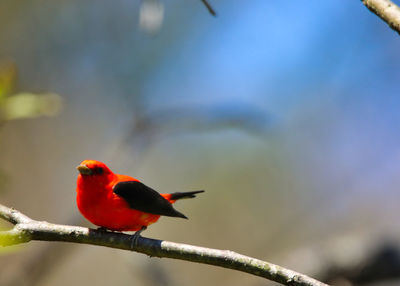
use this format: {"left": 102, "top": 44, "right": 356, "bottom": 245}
{"left": 144, "top": 0, "right": 400, "bottom": 113}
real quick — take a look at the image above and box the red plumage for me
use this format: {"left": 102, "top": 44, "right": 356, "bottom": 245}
{"left": 76, "top": 160, "right": 203, "bottom": 231}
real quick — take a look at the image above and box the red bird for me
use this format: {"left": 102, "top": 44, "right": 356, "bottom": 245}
{"left": 76, "top": 160, "right": 204, "bottom": 238}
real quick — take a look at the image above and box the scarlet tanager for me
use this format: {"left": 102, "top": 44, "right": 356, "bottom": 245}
{"left": 76, "top": 160, "right": 204, "bottom": 239}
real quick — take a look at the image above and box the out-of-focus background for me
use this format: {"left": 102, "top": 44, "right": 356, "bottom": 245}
{"left": 1, "top": 0, "right": 400, "bottom": 285}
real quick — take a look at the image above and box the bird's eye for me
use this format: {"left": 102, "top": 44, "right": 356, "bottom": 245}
{"left": 96, "top": 167, "right": 104, "bottom": 174}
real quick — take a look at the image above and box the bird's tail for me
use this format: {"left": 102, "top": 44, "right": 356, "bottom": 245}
{"left": 170, "top": 190, "right": 204, "bottom": 200}
{"left": 162, "top": 190, "right": 204, "bottom": 203}
{"left": 161, "top": 190, "right": 204, "bottom": 219}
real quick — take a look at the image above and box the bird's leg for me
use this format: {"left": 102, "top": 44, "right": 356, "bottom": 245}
{"left": 130, "top": 226, "right": 147, "bottom": 248}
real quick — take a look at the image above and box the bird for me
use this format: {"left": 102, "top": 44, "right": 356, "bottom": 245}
{"left": 76, "top": 159, "right": 204, "bottom": 243}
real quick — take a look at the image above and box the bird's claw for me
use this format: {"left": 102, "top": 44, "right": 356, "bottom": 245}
{"left": 130, "top": 226, "right": 147, "bottom": 248}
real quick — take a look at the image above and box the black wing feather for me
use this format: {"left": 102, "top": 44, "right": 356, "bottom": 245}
{"left": 113, "top": 181, "right": 187, "bottom": 218}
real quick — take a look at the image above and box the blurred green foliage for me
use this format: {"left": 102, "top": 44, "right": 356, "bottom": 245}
{"left": 0, "top": 60, "right": 62, "bottom": 122}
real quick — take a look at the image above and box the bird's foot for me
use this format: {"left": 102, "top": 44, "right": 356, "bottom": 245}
{"left": 97, "top": 226, "right": 109, "bottom": 232}
{"left": 130, "top": 226, "right": 147, "bottom": 248}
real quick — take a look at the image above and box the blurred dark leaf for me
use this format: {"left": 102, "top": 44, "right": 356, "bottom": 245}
{"left": 323, "top": 242, "right": 400, "bottom": 285}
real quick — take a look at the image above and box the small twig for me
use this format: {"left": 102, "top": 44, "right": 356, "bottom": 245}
{"left": 0, "top": 204, "right": 32, "bottom": 225}
{"left": 201, "top": 0, "right": 217, "bottom": 16}
{"left": 0, "top": 204, "right": 327, "bottom": 286}
{"left": 362, "top": 0, "right": 400, "bottom": 35}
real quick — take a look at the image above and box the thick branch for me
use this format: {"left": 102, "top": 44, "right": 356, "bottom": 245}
{"left": 362, "top": 0, "right": 400, "bottom": 35}
{"left": 0, "top": 204, "right": 327, "bottom": 286}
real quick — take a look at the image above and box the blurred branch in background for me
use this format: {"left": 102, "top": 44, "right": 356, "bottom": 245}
{"left": 200, "top": 0, "right": 216, "bottom": 16}
{"left": 361, "top": 0, "right": 400, "bottom": 35}
{"left": 123, "top": 102, "right": 273, "bottom": 157}
{"left": 0, "top": 203, "right": 327, "bottom": 286}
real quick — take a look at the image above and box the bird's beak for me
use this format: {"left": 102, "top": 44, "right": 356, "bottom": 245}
{"left": 76, "top": 164, "right": 93, "bottom": 175}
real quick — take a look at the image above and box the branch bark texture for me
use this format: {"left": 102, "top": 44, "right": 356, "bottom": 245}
{"left": 362, "top": 0, "right": 400, "bottom": 34}
{"left": 0, "top": 204, "right": 327, "bottom": 286}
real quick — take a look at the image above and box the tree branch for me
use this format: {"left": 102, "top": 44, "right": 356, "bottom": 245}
{"left": 201, "top": 0, "right": 216, "bottom": 16}
{"left": 362, "top": 0, "right": 400, "bottom": 35}
{"left": 0, "top": 204, "right": 327, "bottom": 286}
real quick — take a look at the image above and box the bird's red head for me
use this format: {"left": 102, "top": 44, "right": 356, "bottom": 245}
{"left": 76, "top": 160, "right": 114, "bottom": 183}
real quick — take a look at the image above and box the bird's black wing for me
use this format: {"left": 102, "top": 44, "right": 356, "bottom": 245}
{"left": 113, "top": 181, "right": 187, "bottom": 218}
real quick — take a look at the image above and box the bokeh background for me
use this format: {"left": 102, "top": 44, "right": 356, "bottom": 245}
{"left": 1, "top": 0, "right": 400, "bottom": 285}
